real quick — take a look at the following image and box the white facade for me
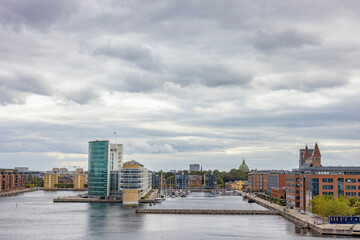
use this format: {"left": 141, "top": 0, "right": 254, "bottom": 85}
{"left": 120, "top": 160, "right": 152, "bottom": 198}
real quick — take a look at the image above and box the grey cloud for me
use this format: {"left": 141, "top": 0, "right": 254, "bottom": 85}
{"left": 252, "top": 30, "right": 321, "bottom": 51}
{"left": 0, "top": 0, "right": 78, "bottom": 31}
{"left": 268, "top": 72, "right": 349, "bottom": 92}
{"left": 173, "top": 64, "right": 252, "bottom": 87}
{"left": 0, "top": 73, "right": 52, "bottom": 104}
{"left": 91, "top": 43, "right": 162, "bottom": 71}
{"left": 62, "top": 88, "right": 99, "bottom": 105}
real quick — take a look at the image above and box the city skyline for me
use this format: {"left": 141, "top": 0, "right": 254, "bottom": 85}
{"left": 1, "top": 1, "right": 360, "bottom": 171}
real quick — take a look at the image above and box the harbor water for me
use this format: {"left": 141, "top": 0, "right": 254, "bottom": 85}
{"left": 0, "top": 191, "right": 350, "bottom": 239}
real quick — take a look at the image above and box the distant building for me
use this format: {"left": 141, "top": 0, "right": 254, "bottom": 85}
{"left": 44, "top": 174, "right": 58, "bottom": 189}
{"left": 232, "top": 180, "right": 244, "bottom": 190}
{"left": 73, "top": 174, "right": 87, "bottom": 189}
{"left": 170, "top": 170, "right": 177, "bottom": 174}
{"left": 120, "top": 160, "right": 152, "bottom": 205}
{"left": 204, "top": 172, "right": 217, "bottom": 189}
{"left": 225, "top": 181, "right": 233, "bottom": 189}
{"left": 14, "top": 167, "right": 29, "bottom": 172}
{"left": 239, "top": 159, "right": 249, "bottom": 171}
{"left": 189, "top": 164, "right": 200, "bottom": 172}
{"left": 0, "top": 169, "right": 25, "bottom": 191}
{"left": 176, "top": 172, "right": 189, "bottom": 189}
{"left": 87, "top": 140, "right": 123, "bottom": 197}
{"left": 188, "top": 175, "right": 202, "bottom": 188}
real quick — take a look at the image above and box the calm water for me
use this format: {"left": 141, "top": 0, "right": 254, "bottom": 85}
{"left": 0, "top": 191, "right": 350, "bottom": 240}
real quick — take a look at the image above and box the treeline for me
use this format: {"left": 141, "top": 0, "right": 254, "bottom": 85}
{"left": 309, "top": 195, "right": 360, "bottom": 217}
{"left": 25, "top": 175, "right": 44, "bottom": 187}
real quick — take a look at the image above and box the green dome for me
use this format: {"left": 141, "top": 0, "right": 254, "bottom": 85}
{"left": 239, "top": 159, "right": 249, "bottom": 171}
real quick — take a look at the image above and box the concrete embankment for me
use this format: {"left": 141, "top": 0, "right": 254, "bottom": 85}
{"left": 136, "top": 209, "right": 278, "bottom": 215}
{"left": 43, "top": 188, "right": 87, "bottom": 191}
{"left": 53, "top": 196, "right": 122, "bottom": 203}
{"left": 239, "top": 190, "right": 360, "bottom": 236}
{"left": 0, "top": 188, "right": 40, "bottom": 197}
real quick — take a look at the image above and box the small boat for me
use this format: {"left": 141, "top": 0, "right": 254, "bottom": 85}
{"left": 155, "top": 198, "right": 162, "bottom": 203}
{"left": 243, "top": 195, "right": 249, "bottom": 201}
{"left": 248, "top": 198, "right": 255, "bottom": 203}
{"left": 180, "top": 193, "right": 186, "bottom": 198}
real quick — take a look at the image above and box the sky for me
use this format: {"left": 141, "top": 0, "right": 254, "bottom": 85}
{"left": 0, "top": 0, "right": 360, "bottom": 172}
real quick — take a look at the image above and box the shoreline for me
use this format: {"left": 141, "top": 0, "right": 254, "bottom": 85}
{"left": 238, "top": 190, "right": 360, "bottom": 236}
{"left": 0, "top": 188, "right": 41, "bottom": 197}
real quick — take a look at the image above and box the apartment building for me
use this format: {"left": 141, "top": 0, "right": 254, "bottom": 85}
{"left": 44, "top": 174, "right": 58, "bottom": 189}
{"left": 0, "top": 169, "right": 25, "bottom": 191}
{"left": 120, "top": 160, "right": 152, "bottom": 205}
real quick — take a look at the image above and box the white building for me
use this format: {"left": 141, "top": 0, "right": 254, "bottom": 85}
{"left": 120, "top": 160, "right": 152, "bottom": 205}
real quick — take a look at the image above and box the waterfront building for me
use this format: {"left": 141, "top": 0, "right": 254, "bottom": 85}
{"left": 87, "top": 140, "right": 123, "bottom": 197}
{"left": 189, "top": 164, "right": 200, "bottom": 172}
{"left": 73, "top": 174, "right": 87, "bottom": 189}
{"left": 204, "top": 172, "right": 217, "bottom": 189}
{"left": 239, "top": 159, "right": 249, "bottom": 171}
{"left": 188, "top": 175, "right": 202, "bottom": 188}
{"left": 176, "top": 172, "right": 189, "bottom": 189}
{"left": 44, "top": 174, "right": 58, "bottom": 189}
{"left": 287, "top": 143, "right": 360, "bottom": 211}
{"left": 120, "top": 160, "right": 152, "bottom": 205}
{"left": 271, "top": 187, "right": 286, "bottom": 199}
{"left": 0, "top": 169, "right": 25, "bottom": 192}
{"left": 267, "top": 172, "right": 289, "bottom": 193}
{"left": 248, "top": 171, "right": 269, "bottom": 192}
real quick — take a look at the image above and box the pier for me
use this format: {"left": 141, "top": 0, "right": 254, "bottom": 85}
{"left": 136, "top": 209, "right": 278, "bottom": 215}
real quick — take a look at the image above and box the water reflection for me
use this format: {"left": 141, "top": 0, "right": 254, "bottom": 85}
{"left": 0, "top": 191, "right": 352, "bottom": 239}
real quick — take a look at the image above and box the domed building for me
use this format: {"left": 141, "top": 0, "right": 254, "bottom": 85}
{"left": 239, "top": 159, "right": 249, "bottom": 171}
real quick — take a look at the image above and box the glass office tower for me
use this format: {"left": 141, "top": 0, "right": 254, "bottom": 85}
{"left": 88, "top": 141, "right": 109, "bottom": 197}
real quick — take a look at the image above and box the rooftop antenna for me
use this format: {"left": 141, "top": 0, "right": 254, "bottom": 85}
{"left": 114, "top": 130, "right": 117, "bottom": 144}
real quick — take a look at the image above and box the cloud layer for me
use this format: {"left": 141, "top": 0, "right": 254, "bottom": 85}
{"left": 0, "top": 0, "right": 360, "bottom": 171}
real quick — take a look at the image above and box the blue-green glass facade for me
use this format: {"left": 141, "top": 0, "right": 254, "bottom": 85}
{"left": 88, "top": 141, "right": 109, "bottom": 197}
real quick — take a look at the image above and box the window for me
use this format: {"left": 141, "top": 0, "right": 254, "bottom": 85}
{"left": 346, "top": 185, "right": 356, "bottom": 190}
{"left": 323, "top": 192, "right": 333, "bottom": 196}
{"left": 346, "top": 192, "right": 356, "bottom": 197}
{"left": 346, "top": 178, "right": 356, "bottom": 183}
{"left": 322, "top": 185, "right": 333, "bottom": 190}
{"left": 322, "top": 178, "right": 333, "bottom": 183}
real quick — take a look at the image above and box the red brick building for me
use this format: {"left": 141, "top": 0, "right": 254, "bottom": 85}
{"left": 271, "top": 187, "right": 286, "bottom": 199}
{"left": 188, "top": 175, "right": 202, "bottom": 188}
{"left": 248, "top": 171, "right": 269, "bottom": 192}
{"left": 287, "top": 143, "right": 360, "bottom": 211}
{"left": 0, "top": 169, "right": 25, "bottom": 192}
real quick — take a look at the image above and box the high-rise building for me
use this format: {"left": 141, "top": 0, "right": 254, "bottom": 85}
{"left": 189, "top": 164, "right": 200, "bottom": 172}
{"left": 120, "top": 160, "right": 152, "bottom": 205}
{"left": 87, "top": 140, "right": 123, "bottom": 197}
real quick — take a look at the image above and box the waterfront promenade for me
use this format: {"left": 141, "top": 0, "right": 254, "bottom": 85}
{"left": 239, "top": 190, "right": 360, "bottom": 236}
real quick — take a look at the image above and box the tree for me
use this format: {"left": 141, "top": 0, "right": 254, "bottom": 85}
{"left": 308, "top": 195, "right": 355, "bottom": 217}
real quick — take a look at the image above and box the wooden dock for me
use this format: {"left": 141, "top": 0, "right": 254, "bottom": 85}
{"left": 136, "top": 209, "right": 278, "bottom": 215}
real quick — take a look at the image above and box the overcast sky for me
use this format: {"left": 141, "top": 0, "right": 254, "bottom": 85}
{"left": 0, "top": 0, "right": 360, "bottom": 172}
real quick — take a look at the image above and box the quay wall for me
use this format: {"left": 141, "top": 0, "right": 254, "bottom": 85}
{"left": 0, "top": 188, "right": 40, "bottom": 197}
{"left": 136, "top": 209, "right": 277, "bottom": 215}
